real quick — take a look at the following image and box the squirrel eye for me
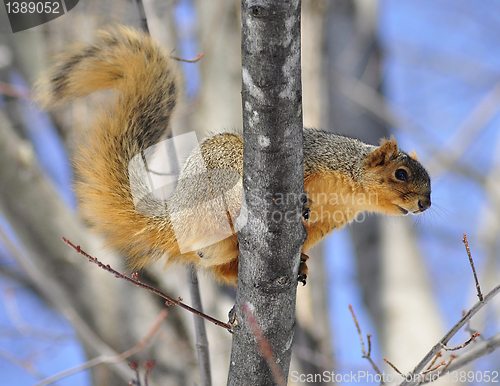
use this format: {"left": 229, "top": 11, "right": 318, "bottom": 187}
{"left": 395, "top": 168, "right": 408, "bottom": 181}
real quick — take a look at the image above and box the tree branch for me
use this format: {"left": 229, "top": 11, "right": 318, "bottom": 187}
{"left": 32, "top": 310, "right": 168, "bottom": 386}
{"left": 349, "top": 305, "right": 385, "bottom": 382}
{"left": 0, "top": 111, "right": 134, "bottom": 383}
{"left": 62, "top": 238, "right": 233, "bottom": 333}
{"left": 188, "top": 268, "right": 213, "bottom": 386}
{"left": 397, "top": 282, "right": 500, "bottom": 386}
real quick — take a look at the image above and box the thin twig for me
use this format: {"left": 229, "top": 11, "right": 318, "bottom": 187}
{"left": 399, "top": 283, "right": 500, "bottom": 386}
{"left": 462, "top": 233, "right": 483, "bottom": 301}
{"left": 383, "top": 358, "right": 404, "bottom": 376}
{"left": 440, "top": 332, "right": 480, "bottom": 351}
{"left": 0, "top": 81, "right": 31, "bottom": 99}
{"left": 0, "top": 347, "right": 47, "bottom": 380}
{"left": 421, "top": 361, "right": 445, "bottom": 375}
{"left": 143, "top": 360, "right": 155, "bottom": 386}
{"left": 188, "top": 267, "right": 212, "bottom": 386}
{"left": 128, "top": 362, "right": 140, "bottom": 386}
{"left": 437, "top": 333, "right": 500, "bottom": 374}
{"left": 439, "top": 355, "right": 456, "bottom": 374}
{"left": 62, "top": 237, "right": 233, "bottom": 333}
{"left": 171, "top": 53, "right": 205, "bottom": 63}
{"left": 397, "top": 334, "right": 496, "bottom": 386}
{"left": 33, "top": 310, "right": 168, "bottom": 386}
{"left": 349, "top": 305, "right": 366, "bottom": 353}
{"left": 242, "top": 303, "right": 286, "bottom": 386}
{"left": 2, "top": 287, "right": 72, "bottom": 340}
{"left": 134, "top": 0, "right": 150, "bottom": 34}
{"left": 349, "top": 305, "right": 385, "bottom": 382}
{"left": 462, "top": 309, "right": 481, "bottom": 338}
{"left": 424, "top": 351, "right": 441, "bottom": 371}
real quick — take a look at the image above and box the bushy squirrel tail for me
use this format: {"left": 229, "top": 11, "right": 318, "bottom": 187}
{"left": 35, "top": 25, "right": 178, "bottom": 110}
{"left": 36, "top": 26, "right": 189, "bottom": 269}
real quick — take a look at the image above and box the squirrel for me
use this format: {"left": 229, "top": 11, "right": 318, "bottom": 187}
{"left": 35, "top": 26, "right": 431, "bottom": 287}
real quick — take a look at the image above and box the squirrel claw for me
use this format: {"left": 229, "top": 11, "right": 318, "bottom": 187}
{"left": 298, "top": 253, "right": 309, "bottom": 286}
{"left": 302, "top": 196, "right": 312, "bottom": 220}
{"left": 302, "top": 206, "right": 310, "bottom": 220}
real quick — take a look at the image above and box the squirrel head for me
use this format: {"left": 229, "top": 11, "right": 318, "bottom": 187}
{"left": 363, "top": 137, "right": 431, "bottom": 216}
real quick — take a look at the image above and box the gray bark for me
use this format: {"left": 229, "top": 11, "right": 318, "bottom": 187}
{"left": 227, "top": 1, "right": 306, "bottom": 385}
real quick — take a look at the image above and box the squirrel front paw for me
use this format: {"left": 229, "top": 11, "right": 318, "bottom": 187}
{"left": 302, "top": 196, "right": 312, "bottom": 220}
{"left": 298, "top": 253, "right": 309, "bottom": 286}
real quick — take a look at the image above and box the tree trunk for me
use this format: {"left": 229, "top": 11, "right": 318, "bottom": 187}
{"left": 227, "top": 1, "right": 306, "bottom": 385}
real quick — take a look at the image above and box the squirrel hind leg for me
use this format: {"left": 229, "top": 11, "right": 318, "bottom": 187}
{"left": 211, "top": 258, "right": 239, "bottom": 287}
{"left": 207, "top": 247, "right": 309, "bottom": 287}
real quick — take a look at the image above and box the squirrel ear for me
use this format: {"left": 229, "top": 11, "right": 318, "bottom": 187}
{"left": 410, "top": 150, "right": 419, "bottom": 161}
{"left": 365, "top": 136, "right": 399, "bottom": 168}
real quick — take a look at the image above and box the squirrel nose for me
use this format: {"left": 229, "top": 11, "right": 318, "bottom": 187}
{"left": 418, "top": 197, "right": 431, "bottom": 212}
